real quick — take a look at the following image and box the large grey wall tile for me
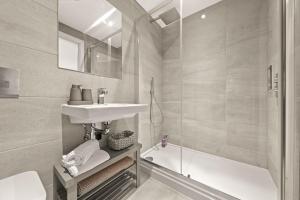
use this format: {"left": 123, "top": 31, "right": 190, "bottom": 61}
{"left": 162, "top": 21, "right": 180, "bottom": 59}
{"left": 161, "top": 102, "right": 181, "bottom": 140}
{"left": 183, "top": 94, "right": 225, "bottom": 122}
{"left": 129, "top": 0, "right": 163, "bottom": 154}
{"left": 0, "top": 140, "right": 62, "bottom": 186}
{"left": 226, "top": 94, "right": 266, "bottom": 126}
{"left": 122, "top": 39, "right": 138, "bottom": 75}
{"left": 221, "top": 144, "right": 267, "bottom": 167}
{"left": 0, "top": 40, "right": 95, "bottom": 98}
{"left": 183, "top": 51, "right": 226, "bottom": 76}
{"left": 267, "top": 0, "right": 282, "bottom": 186}
{"left": 162, "top": 61, "right": 181, "bottom": 84}
{"left": 61, "top": 115, "right": 85, "bottom": 154}
{"left": 226, "top": 35, "right": 268, "bottom": 70}
{"left": 138, "top": 122, "right": 151, "bottom": 152}
{"left": 226, "top": 78, "right": 266, "bottom": 97}
{"left": 227, "top": 122, "right": 267, "bottom": 152}
{"left": 226, "top": 0, "right": 268, "bottom": 45}
{"left": 162, "top": 0, "right": 269, "bottom": 168}
{"left": 0, "top": 0, "right": 57, "bottom": 54}
{"left": 33, "top": 0, "right": 57, "bottom": 12}
{"left": 183, "top": 64, "right": 226, "bottom": 83}
{"left": 182, "top": 119, "right": 226, "bottom": 154}
{"left": 183, "top": 82, "right": 226, "bottom": 99}
{"left": 182, "top": 2, "right": 226, "bottom": 61}
{"left": 0, "top": 97, "right": 63, "bottom": 152}
{"left": 162, "top": 83, "right": 181, "bottom": 102}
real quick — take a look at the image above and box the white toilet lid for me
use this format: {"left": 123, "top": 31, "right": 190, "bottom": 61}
{"left": 0, "top": 171, "right": 46, "bottom": 200}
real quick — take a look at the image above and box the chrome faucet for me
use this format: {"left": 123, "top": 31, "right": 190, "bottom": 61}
{"left": 82, "top": 122, "right": 111, "bottom": 141}
{"left": 98, "top": 88, "right": 108, "bottom": 104}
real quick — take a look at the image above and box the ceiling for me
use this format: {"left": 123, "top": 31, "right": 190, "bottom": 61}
{"left": 58, "top": 0, "right": 223, "bottom": 45}
{"left": 136, "top": 0, "right": 223, "bottom": 27}
{"left": 59, "top": 0, "right": 122, "bottom": 48}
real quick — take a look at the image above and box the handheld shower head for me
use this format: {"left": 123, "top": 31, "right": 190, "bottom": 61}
{"left": 150, "top": 77, "right": 155, "bottom": 96}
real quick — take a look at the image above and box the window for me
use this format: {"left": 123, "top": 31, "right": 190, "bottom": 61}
{"left": 59, "top": 32, "right": 84, "bottom": 71}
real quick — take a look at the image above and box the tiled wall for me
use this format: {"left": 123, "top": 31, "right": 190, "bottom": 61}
{"left": 267, "top": 0, "right": 282, "bottom": 187}
{"left": 109, "top": 1, "right": 163, "bottom": 153}
{"left": 162, "top": 0, "right": 269, "bottom": 168}
{"left": 136, "top": 9, "right": 163, "bottom": 153}
{"left": 293, "top": 0, "right": 300, "bottom": 198}
{"left": 0, "top": 0, "right": 160, "bottom": 199}
{"left": 0, "top": 1, "right": 62, "bottom": 199}
{"left": 161, "top": 20, "right": 181, "bottom": 145}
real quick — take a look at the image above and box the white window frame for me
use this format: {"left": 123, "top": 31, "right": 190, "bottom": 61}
{"left": 59, "top": 31, "right": 85, "bottom": 72}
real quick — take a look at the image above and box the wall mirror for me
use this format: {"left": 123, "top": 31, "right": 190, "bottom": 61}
{"left": 58, "top": 0, "right": 122, "bottom": 79}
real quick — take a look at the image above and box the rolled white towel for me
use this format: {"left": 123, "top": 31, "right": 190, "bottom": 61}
{"left": 61, "top": 155, "right": 82, "bottom": 168}
{"left": 61, "top": 140, "right": 99, "bottom": 167}
{"left": 67, "top": 150, "right": 110, "bottom": 177}
{"left": 62, "top": 151, "right": 76, "bottom": 162}
{"left": 67, "top": 166, "right": 79, "bottom": 177}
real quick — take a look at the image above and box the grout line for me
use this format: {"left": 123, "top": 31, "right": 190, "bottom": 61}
{"left": 0, "top": 39, "right": 58, "bottom": 56}
{"left": 226, "top": 30, "right": 271, "bottom": 48}
{"left": 17, "top": 96, "right": 68, "bottom": 100}
{"left": 0, "top": 96, "right": 68, "bottom": 101}
{"left": 32, "top": 0, "right": 57, "bottom": 13}
{"left": 0, "top": 139, "right": 62, "bottom": 154}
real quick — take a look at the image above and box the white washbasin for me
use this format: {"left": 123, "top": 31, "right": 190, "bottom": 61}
{"left": 62, "top": 103, "right": 148, "bottom": 123}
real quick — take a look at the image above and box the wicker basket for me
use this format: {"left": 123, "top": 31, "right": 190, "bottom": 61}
{"left": 108, "top": 131, "right": 136, "bottom": 151}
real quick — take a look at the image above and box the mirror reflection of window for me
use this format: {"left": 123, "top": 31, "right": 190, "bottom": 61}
{"left": 58, "top": 0, "right": 122, "bottom": 79}
{"left": 59, "top": 32, "right": 84, "bottom": 72}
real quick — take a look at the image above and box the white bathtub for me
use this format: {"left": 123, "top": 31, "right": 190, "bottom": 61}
{"left": 141, "top": 143, "right": 277, "bottom": 200}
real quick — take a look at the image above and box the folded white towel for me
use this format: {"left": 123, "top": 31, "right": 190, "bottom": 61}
{"left": 77, "top": 150, "right": 110, "bottom": 175}
{"left": 61, "top": 140, "right": 99, "bottom": 168}
{"left": 60, "top": 156, "right": 82, "bottom": 168}
{"left": 66, "top": 150, "right": 110, "bottom": 177}
{"left": 62, "top": 151, "right": 76, "bottom": 162}
{"left": 67, "top": 166, "right": 79, "bottom": 177}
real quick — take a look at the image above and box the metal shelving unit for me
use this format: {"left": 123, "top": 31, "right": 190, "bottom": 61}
{"left": 53, "top": 144, "right": 142, "bottom": 200}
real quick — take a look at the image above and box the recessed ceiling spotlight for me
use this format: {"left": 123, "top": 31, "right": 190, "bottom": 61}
{"left": 201, "top": 14, "right": 206, "bottom": 19}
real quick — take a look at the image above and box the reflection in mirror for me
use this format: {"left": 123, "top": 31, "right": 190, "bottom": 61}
{"left": 58, "top": 0, "right": 122, "bottom": 79}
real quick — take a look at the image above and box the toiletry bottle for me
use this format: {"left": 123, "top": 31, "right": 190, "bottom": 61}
{"left": 161, "top": 135, "right": 168, "bottom": 148}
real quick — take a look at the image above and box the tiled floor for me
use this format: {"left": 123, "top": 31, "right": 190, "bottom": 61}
{"left": 141, "top": 143, "right": 278, "bottom": 200}
{"left": 127, "top": 178, "right": 192, "bottom": 200}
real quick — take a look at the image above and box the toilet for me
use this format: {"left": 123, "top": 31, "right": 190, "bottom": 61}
{"left": 0, "top": 171, "right": 46, "bottom": 200}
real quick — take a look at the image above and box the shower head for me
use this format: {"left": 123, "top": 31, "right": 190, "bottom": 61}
{"left": 151, "top": 7, "right": 180, "bottom": 26}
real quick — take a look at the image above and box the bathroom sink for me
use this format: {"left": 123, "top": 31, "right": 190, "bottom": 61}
{"left": 62, "top": 103, "right": 147, "bottom": 123}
